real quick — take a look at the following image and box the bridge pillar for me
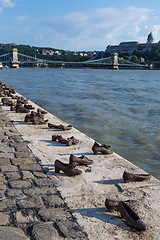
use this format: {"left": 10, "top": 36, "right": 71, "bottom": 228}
{"left": 112, "top": 53, "right": 119, "bottom": 69}
{"left": 10, "top": 48, "right": 19, "bottom": 68}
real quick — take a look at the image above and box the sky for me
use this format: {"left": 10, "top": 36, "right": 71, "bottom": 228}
{"left": 1, "top": 0, "right": 160, "bottom": 51}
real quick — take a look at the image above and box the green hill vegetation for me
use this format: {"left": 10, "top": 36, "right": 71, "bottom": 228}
{"left": 0, "top": 44, "right": 95, "bottom": 62}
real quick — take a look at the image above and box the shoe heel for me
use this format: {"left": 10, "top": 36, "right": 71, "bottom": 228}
{"left": 55, "top": 167, "right": 60, "bottom": 173}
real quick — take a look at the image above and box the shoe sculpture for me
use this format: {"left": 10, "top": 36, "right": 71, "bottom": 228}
{"left": 24, "top": 104, "right": 34, "bottom": 110}
{"left": 37, "top": 108, "right": 48, "bottom": 114}
{"left": 92, "top": 141, "right": 113, "bottom": 155}
{"left": 55, "top": 159, "right": 82, "bottom": 176}
{"left": 16, "top": 103, "right": 30, "bottom": 113}
{"left": 118, "top": 201, "right": 147, "bottom": 230}
{"left": 66, "top": 136, "right": 79, "bottom": 146}
{"left": 105, "top": 198, "right": 137, "bottom": 212}
{"left": 123, "top": 171, "right": 151, "bottom": 183}
{"left": 48, "top": 123, "right": 72, "bottom": 131}
{"left": 69, "top": 154, "right": 93, "bottom": 166}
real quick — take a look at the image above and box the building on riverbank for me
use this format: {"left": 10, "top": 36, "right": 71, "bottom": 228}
{"left": 106, "top": 32, "right": 160, "bottom": 55}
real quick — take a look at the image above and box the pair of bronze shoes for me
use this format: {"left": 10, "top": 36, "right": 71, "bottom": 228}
{"left": 24, "top": 110, "right": 48, "bottom": 125}
{"left": 92, "top": 141, "right": 113, "bottom": 155}
{"left": 55, "top": 154, "right": 93, "bottom": 176}
{"left": 52, "top": 135, "right": 79, "bottom": 146}
{"left": 123, "top": 171, "right": 151, "bottom": 183}
{"left": 105, "top": 198, "right": 147, "bottom": 230}
{"left": 48, "top": 123, "right": 72, "bottom": 131}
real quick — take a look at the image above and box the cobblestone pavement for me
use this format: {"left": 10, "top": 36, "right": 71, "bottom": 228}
{"left": 0, "top": 106, "right": 88, "bottom": 240}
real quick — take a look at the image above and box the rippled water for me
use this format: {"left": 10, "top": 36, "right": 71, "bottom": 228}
{"left": 1, "top": 67, "right": 160, "bottom": 179}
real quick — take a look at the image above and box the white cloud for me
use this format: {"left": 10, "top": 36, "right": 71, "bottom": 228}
{"left": 27, "top": 6, "right": 153, "bottom": 50}
{"left": 16, "top": 15, "right": 28, "bottom": 21}
{"left": 0, "top": 0, "right": 14, "bottom": 12}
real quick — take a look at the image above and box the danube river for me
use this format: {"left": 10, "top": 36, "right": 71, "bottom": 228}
{"left": 1, "top": 67, "right": 160, "bottom": 179}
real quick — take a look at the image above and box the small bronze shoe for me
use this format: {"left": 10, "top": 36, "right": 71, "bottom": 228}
{"left": 69, "top": 154, "right": 93, "bottom": 166}
{"left": 123, "top": 171, "right": 151, "bottom": 183}
{"left": 48, "top": 123, "right": 72, "bottom": 131}
{"left": 118, "top": 201, "right": 147, "bottom": 230}
{"left": 92, "top": 141, "right": 113, "bottom": 155}
{"left": 105, "top": 198, "right": 137, "bottom": 212}
{"left": 55, "top": 159, "right": 82, "bottom": 177}
{"left": 66, "top": 136, "right": 79, "bottom": 146}
{"left": 37, "top": 108, "right": 48, "bottom": 114}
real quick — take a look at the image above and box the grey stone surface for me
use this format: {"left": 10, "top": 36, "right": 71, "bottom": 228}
{"left": 38, "top": 208, "right": 71, "bottom": 222}
{"left": 16, "top": 211, "right": 38, "bottom": 224}
{"left": 0, "top": 199, "right": 16, "bottom": 211}
{"left": 11, "top": 157, "right": 37, "bottom": 165}
{"left": 0, "top": 213, "right": 10, "bottom": 225}
{"left": 9, "top": 180, "right": 32, "bottom": 189}
{"left": 32, "top": 223, "right": 60, "bottom": 240}
{"left": 0, "top": 158, "right": 11, "bottom": 165}
{"left": 22, "top": 171, "right": 35, "bottom": 180}
{"left": 0, "top": 226, "right": 27, "bottom": 240}
{"left": 5, "top": 171, "right": 21, "bottom": 181}
{"left": 19, "top": 163, "right": 42, "bottom": 172}
{"left": 17, "top": 195, "right": 44, "bottom": 209}
{"left": 0, "top": 165, "right": 18, "bottom": 172}
{"left": 23, "top": 187, "right": 57, "bottom": 196}
{"left": 43, "top": 195, "right": 65, "bottom": 208}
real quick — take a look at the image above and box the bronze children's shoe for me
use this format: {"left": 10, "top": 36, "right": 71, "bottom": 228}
{"left": 123, "top": 171, "right": 151, "bottom": 183}
{"left": 118, "top": 201, "right": 147, "bottom": 230}
{"left": 55, "top": 159, "right": 82, "bottom": 177}
{"left": 92, "top": 141, "right": 113, "bottom": 155}
{"left": 48, "top": 123, "right": 72, "bottom": 130}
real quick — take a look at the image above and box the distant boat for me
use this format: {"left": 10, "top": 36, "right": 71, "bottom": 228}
{"left": 0, "top": 62, "right": 3, "bottom": 69}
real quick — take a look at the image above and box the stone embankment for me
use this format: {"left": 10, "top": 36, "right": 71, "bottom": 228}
{"left": 0, "top": 85, "right": 160, "bottom": 239}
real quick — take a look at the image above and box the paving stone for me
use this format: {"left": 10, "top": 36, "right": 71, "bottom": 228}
{"left": 23, "top": 187, "right": 57, "bottom": 196}
{"left": 56, "top": 220, "right": 88, "bottom": 239}
{"left": 19, "top": 163, "right": 42, "bottom": 172}
{"left": 15, "top": 152, "right": 33, "bottom": 158}
{"left": 32, "top": 223, "right": 60, "bottom": 240}
{"left": 42, "top": 195, "right": 65, "bottom": 208}
{"left": 0, "top": 190, "right": 5, "bottom": 199}
{"left": 0, "top": 165, "right": 18, "bottom": 172}
{"left": 0, "top": 213, "right": 10, "bottom": 225}
{"left": 0, "top": 173, "right": 6, "bottom": 182}
{"left": 38, "top": 208, "right": 71, "bottom": 222}
{"left": 6, "top": 189, "right": 25, "bottom": 198}
{"left": 0, "top": 226, "right": 27, "bottom": 240}
{"left": 11, "top": 157, "right": 37, "bottom": 165}
{"left": 9, "top": 180, "right": 32, "bottom": 189}
{"left": 34, "top": 178, "right": 57, "bottom": 187}
{"left": 0, "top": 183, "right": 7, "bottom": 191}
{"left": 0, "top": 152, "right": 14, "bottom": 158}
{"left": 5, "top": 171, "right": 21, "bottom": 181}
{"left": 0, "top": 145, "right": 14, "bottom": 153}
{"left": 0, "top": 158, "right": 11, "bottom": 166}
{"left": 22, "top": 171, "right": 35, "bottom": 180}
{"left": 16, "top": 211, "right": 38, "bottom": 224}
{"left": 33, "top": 171, "right": 48, "bottom": 178}
{"left": 0, "top": 199, "right": 16, "bottom": 211}
{"left": 17, "top": 195, "right": 44, "bottom": 209}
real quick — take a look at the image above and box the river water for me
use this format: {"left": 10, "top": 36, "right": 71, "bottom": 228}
{"left": 1, "top": 67, "right": 160, "bottom": 179}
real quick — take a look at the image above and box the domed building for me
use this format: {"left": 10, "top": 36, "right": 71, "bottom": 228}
{"left": 106, "top": 32, "right": 160, "bottom": 55}
{"left": 147, "top": 32, "right": 154, "bottom": 44}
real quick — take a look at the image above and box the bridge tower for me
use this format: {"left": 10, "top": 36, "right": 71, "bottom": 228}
{"left": 111, "top": 53, "right": 119, "bottom": 69}
{"left": 10, "top": 48, "right": 19, "bottom": 68}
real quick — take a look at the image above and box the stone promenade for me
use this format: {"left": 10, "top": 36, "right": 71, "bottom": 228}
{"left": 0, "top": 106, "right": 88, "bottom": 239}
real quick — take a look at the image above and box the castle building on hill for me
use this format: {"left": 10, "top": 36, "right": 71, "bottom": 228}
{"left": 105, "top": 32, "right": 160, "bottom": 55}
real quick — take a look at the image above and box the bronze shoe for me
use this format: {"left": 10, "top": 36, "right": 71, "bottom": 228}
{"left": 55, "top": 159, "right": 82, "bottom": 177}
{"left": 118, "top": 201, "right": 147, "bottom": 230}
{"left": 69, "top": 154, "right": 93, "bottom": 166}
{"left": 92, "top": 141, "right": 113, "bottom": 155}
{"left": 123, "top": 171, "right": 151, "bottom": 183}
{"left": 66, "top": 136, "right": 79, "bottom": 146}
{"left": 51, "top": 135, "right": 67, "bottom": 144}
{"left": 37, "top": 108, "right": 48, "bottom": 114}
{"left": 48, "top": 123, "right": 72, "bottom": 130}
{"left": 105, "top": 198, "right": 138, "bottom": 212}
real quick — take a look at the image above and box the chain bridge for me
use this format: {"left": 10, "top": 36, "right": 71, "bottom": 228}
{"left": 0, "top": 48, "right": 149, "bottom": 69}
